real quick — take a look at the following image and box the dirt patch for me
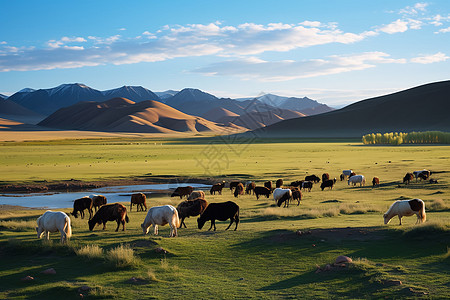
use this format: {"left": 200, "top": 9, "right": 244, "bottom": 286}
{"left": 310, "top": 227, "right": 384, "bottom": 242}
{"left": 125, "top": 277, "right": 149, "bottom": 285}
{"left": 129, "top": 240, "right": 158, "bottom": 248}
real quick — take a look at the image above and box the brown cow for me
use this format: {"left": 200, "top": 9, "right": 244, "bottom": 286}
{"left": 322, "top": 173, "right": 330, "bottom": 182}
{"left": 403, "top": 173, "right": 414, "bottom": 185}
{"left": 130, "top": 193, "right": 147, "bottom": 212}
{"left": 264, "top": 181, "right": 273, "bottom": 192}
{"left": 88, "top": 203, "right": 129, "bottom": 232}
{"left": 70, "top": 197, "right": 93, "bottom": 219}
{"left": 254, "top": 186, "right": 271, "bottom": 200}
{"left": 245, "top": 182, "right": 256, "bottom": 195}
{"left": 234, "top": 183, "right": 244, "bottom": 198}
{"left": 91, "top": 194, "right": 107, "bottom": 212}
{"left": 210, "top": 182, "right": 225, "bottom": 195}
{"left": 171, "top": 186, "right": 194, "bottom": 199}
{"left": 290, "top": 187, "right": 302, "bottom": 206}
{"left": 275, "top": 179, "right": 283, "bottom": 188}
{"left": 372, "top": 177, "right": 380, "bottom": 187}
{"left": 188, "top": 190, "right": 205, "bottom": 200}
{"left": 177, "top": 198, "right": 208, "bottom": 228}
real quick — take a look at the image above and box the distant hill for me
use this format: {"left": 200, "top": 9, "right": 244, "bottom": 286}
{"left": 0, "top": 99, "right": 46, "bottom": 124}
{"left": 38, "top": 97, "right": 246, "bottom": 134}
{"left": 102, "top": 86, "right": 160, "bottom": 102}
{"left": 248, "top": 81, "right": 450, "bottom": 138}
{"left": 0, "top": 94, "right": 7, "bottom": 100}
{"left": 154, "top": 90, "right": 179, "bottom": 100}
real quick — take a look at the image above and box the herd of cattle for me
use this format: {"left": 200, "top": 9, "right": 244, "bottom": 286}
{"left": 35, "top": 168, "right": 433, "bottom": 242}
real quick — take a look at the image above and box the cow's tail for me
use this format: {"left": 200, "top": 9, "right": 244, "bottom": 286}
{"left": 64, "top": 216, "right": 72, "bottom": 239}
{"left": 173, "top": 208, "right": 181, "bottom": 229}
{"left": 125, "top": 213, "right": 129, "bottom": 223}
{"left": 420, "top": 201, "right": 426, "bottom": 223}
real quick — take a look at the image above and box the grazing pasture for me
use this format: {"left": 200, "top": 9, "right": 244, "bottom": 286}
{"left": 0, "top": 137, "right": 449, "bottom": 299}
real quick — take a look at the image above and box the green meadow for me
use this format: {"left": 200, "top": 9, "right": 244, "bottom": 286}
{"left": 0, "top": 138, "right": 449, "bottom": 299}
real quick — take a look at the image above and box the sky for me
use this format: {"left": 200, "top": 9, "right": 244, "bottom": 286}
{"left": 1, "top": 0, "right": 449, "bottom": 107}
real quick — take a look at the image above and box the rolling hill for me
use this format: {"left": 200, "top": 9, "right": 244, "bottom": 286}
{"left": 38, "top": 97, "right": 246, "bottom": 134}
{"left": 248, "top": 80, "right": 450, "bottom": 138}
{"left": 0, "top": 99, "right": 46, "bottom": 124}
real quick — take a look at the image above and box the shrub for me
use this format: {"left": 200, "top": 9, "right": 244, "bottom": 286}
{"left": 76, "top": 244, "right": 103, "bottom": 260}
{"left": 106, "top": 244, "right": 140, "bottom": 268}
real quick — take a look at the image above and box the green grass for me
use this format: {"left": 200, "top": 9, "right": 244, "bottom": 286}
{"left": 0, "top": 137, "right": 449, "bottom": 299}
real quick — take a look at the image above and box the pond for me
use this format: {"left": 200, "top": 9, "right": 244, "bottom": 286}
{"left": 0, "top": 183, "right": 211, "bottom": 209}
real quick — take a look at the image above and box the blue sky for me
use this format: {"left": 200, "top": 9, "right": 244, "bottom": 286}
{"left": 1, "top": 0, "right": 449, "bottom": 106}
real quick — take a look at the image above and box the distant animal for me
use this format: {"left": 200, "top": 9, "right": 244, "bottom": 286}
{"left": 141, "top": 205, "right": 180, "bottom": 237}
{"left": 348, "top": 175, "right": 365, "bottom": 186}
{"left": 254, "top": 186, "right": 271, "bottom": 200}
{"left": 305, "top": 175, "right": 320, "bottom": 183}
{"left": 210, "top": 182, "right": 225, "bottom": 195}
{"left": 320, "top": 179, "right": 335, "bottom": 191}
{"left": 171, "top": 186, "right": 194, "bottom": 199}
{"left": 90, "top": 194, "right": 107, "bottom": 212}
{"left": 88, "top": 203, "right": 129, "bottom": 232}
{"left": 234, "top": 182, "right": 244, "bottom": 197}
{"left": 413, "top": 170, "right": 431, "bottom": 181}
{"left": 130, "top": 192, "right": 147, "bottom": 212}
{"left": 245, "top": 182, "right": 256, "bottom": 195}
{"left": 229, "top": 181, "right": 242, "bottom": 192}
{"left": 349, "top": 172, "right": 356, "bottom": 178}
{"left": 70, "top": 196, "right": 93, "bottom": 219}
{"left": 290, "top": 187, "right": 302, "bottom": 206}
{"left": 188, "top": 190, "right": 205, "bottom": 200}
{"left": 290, "top": 180, "right": 304, "bottom": 187}
{"left": 403, "top": 172, "right": 414, "bottom": 184}
{"left": 372, "top": 177, "right": 380, "bottom": 187}
{"left": 322, "top": 173, "right": 330, "bottom": 182}
{"left": 176, "top": 198, "right": 208, "bottom": 228}
{"left": 342, "top": 170, "right": 353, "bottom": 180}
{"left": 274, "top": 188, "right": 292, "bottom": 208}
{"left": 340, "top": 174, "right": 345, "bottom": 181}
{"left": 429, "top": 179, "right": 438, "bottom": 184}
{"left": 383, "top": 199, "right": 426, "bottom": 225}
{"left": 417, "top": 172, "right": 429, "bottom": 181}
{"left": 264, "top": 181, "right": 273, "bottom": 192}
{"left": 302, "top": 181, "right": 313, "bottom": 192}
{"left": 36, "top": 211, "right": 72, "bottom": 243}
{"left": 197, "top": 201, "right": 239, "bottom": 231}
{"left": 276, "top": 179, "right": 283, "bottom": 188}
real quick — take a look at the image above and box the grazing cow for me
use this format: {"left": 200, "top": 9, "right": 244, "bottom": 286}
{"left": 171, "top": 186, "right": 194, "bottom": 199}
{"left": 302, "top": 181, "right": 313, "bottom": 192}
{"left": 290, "top": 187, "right": 302, "bottom": 206}
{"left": 210, "top": 182, "right": 225, "bottom": 195}
{"left": 90, "top": 194, "right": 107, "bottom": 212}
{"left": 340, "top": 174, "right": 345, "bottom": 181}
{"left": 372, "top": 177, "right": 380, "bottom": 187}
{"left": 322, "top": 173, "right": 330, "bottom": 182}
{"left": 177, "top": 198, "right": 208, "bottom": 228}
{"left": 417, "top": 172, "right": 429, "bottom": 181}
{"left": 88, "top": 203, "right": 129, "bottom": 232}
{"left": 305, "top": 175, "right": 320, "bottom": 183}
{"left": 229, "top": 181, "right": 242, "bottom": 192}
{"left": 274, "top": 188, "right": 292, "bottom": 208}
{"left": 71, "top": 196, "right": 93, "bottom": 219}
{"left": 130, "top": 193, "right": 147, "bottom": 212}
{"left": 188, "top": 190, "right": 205, "bottom": 200}
{"left": 348, "top": 175, "right": 365, "bottom": 186}
{"left": 36, "top": 211, "right": 72, "bottom": 243}
{"left": 349, "top": 172, "right": 356, "bottom": 178}
{"left": 320, "top": 179, "right": 334, "bottom": 191}
{"left": 234, "top": 183, "right": 244, "bottom": 198}
{"left": 197, "top": 201, "right": 239, "bottom": 231}
{"left": 290, "top": 180, "right": 304, "bottom": 187}
{"left": 413, "top": 170, "right": 431, "bottom": 181}
{"left": 403, "top": 173, "right": 414, "bottom": 184}
{"left": 384, "top": 199, "right": 426, "bottom": 225}
{"left": 264, "top": 181, "right": 273, "bottom": 192}
{"left": 342, "top": 170, "right": 353, "bottom": 180}
{"left": 141, "top": 205, "right": 180, "bottom": 237}
{"left": 276, "top": 179, "right": 283, "bottom": 188}
{"left": 254, "top": 186, "right": 271, "bottom": 200}
{"left": 245, "top": 182, "right": 256, "bottom": 195}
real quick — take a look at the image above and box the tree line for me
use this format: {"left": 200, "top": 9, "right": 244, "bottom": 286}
{"left": 362, "top": 131, "right": 450, "bottom": 145}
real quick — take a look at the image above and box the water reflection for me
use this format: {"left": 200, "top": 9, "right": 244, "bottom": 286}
{"left": 0, "top": 183, "right": 211, "bottom": 209}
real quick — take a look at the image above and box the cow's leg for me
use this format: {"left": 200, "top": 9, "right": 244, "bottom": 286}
{"left": 234, "top": 216, "right": 239, "bottom": 231}
{"left": 89, "top": 209, "right": 93, "bottom": 220}
{"left": 80, "top": 210, "right": 84, "bottom": 219}
{"left": 44, "top": 231, "right": 49, "bottom": 240}
{"left": 122, "top": 219, "right": 126, "bottom": 231}
{"left": 102, "top": 222, "right": 107, "bottom": 230}
{"left": 225, "top": 218, "right": 233, "bottom": 230}
{"left": 154, "top": 224, "right": 158, "bottom": 235}
{"left": 398, "top": 215, "right": 402, "bottom": 225}
{"left": 208, "top": 221, "right": 214, "bottom": 231}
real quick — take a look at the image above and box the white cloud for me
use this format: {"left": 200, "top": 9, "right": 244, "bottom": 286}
{"left": 435, "top": 26, "right": 450, "bottom": 33}
{"left": 0, "top": 22, "right": 373, "bottom": 72}
{"left": 400, "top": 2, "right": 429, "bottom": 15}
{"left": 410, "top": 52, "right": 449, "bottom": 64}
{"left": 192, "top": 52, "right": 406, "bottom": 81}
{"left": 378, "top": 19, "right": 409, "bottom": 34}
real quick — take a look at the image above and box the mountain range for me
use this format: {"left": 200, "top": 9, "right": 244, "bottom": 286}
{"left": 249, "top": 80, "right": 450, "bottom": 138}
{"left": 5, "top": 83, "right": 333, "bottom": 118}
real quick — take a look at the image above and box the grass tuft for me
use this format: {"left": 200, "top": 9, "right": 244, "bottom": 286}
{"left": 402, "top": 221, "right": 450, "bottom": 238}
{"left": 76, "top": 244, "right": 103, "bottom": 260}
{"left": 0, "top": 220, "right": 36, "bottom": 231}
{"left": 106, "top": 244, "right": 140, "bottom": 268}
{"left": 427, "top": 199, "right": 449, "bottom": 211}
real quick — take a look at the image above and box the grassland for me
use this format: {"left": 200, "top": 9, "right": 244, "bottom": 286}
{"left": 0, "top": 137, "right": 449, "bottom": 299}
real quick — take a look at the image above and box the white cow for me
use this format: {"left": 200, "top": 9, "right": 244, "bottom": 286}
{"left": 36, "top": 211, "right": 72, "bottom": 243}
{"left": 348, "top": 175, "right": 365, "bottom": 186}
{"left": 273, "top": 188, "right": 292, "bottom": 207}
{"left": 384, "top": 199, "right": 426, "bottom": 225}
{"left": 141, "top": 205, "right": 180, "bottom": 237}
